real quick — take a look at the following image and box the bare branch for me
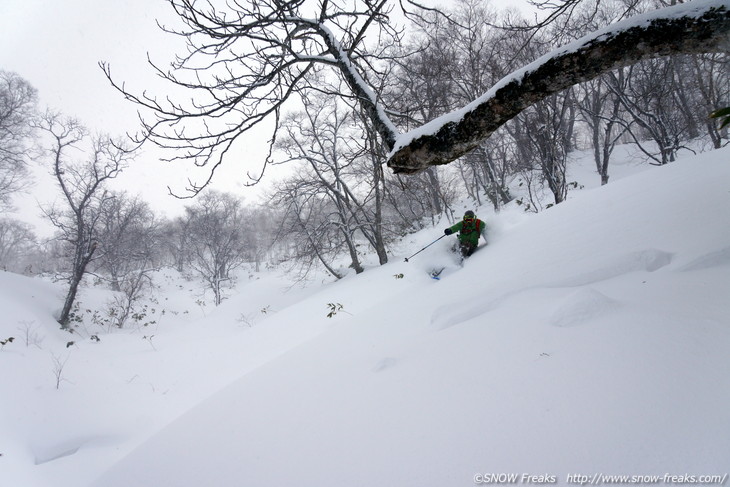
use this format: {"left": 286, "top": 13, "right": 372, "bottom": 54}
{"left": 103, "top": 0, "right": 423, "bottom": 195}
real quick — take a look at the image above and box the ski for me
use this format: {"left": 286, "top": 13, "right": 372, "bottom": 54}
{"left": 430, "top": 267, "right": 445, "bottom": 280}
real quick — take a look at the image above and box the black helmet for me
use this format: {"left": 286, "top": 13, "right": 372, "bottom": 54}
{"left": 464, "top": 210, "right": 475, "bottom": 219}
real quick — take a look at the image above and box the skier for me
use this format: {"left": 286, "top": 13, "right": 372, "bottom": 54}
{"left": 444, "top": 210, "right": 487, "bottom": 258}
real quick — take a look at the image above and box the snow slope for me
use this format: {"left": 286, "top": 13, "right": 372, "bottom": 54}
{"left": 2, "top": 146, "right": 729, "bottom": 486}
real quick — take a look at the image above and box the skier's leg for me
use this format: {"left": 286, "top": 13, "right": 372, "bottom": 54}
{"left": 461, "top": 242, "right": 476, "bottom": 257}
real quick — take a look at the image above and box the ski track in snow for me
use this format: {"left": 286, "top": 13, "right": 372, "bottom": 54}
{"left": 371, "top": 356, "right": 399, "bottom": 373}
{"left": 32, "top": 435, "right": 123, "bottom": 466}
{"left": 676, "top": 245, "right": 730, "bottom": 272}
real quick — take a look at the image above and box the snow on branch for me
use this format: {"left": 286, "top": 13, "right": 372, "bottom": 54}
{"left": 387, "top": 0, "right": 730, "bottom": 174}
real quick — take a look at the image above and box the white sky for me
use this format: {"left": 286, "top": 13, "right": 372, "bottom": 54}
{"left": 0, "top": 0, "right": 275, "bottom": 234}
{"left": 0, "top": 0, "right": 171, "bottom": 131}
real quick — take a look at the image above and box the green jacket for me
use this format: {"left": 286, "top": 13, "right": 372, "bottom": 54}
{"left": 448, "top": 217, "right": 486, "bottom": 246}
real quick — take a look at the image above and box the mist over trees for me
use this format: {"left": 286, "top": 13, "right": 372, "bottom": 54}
{"left": 0, "top": 70, "right": 37, "bottom": 211}
{"left": 2, "top": 0, "right": 728, "bottom": 323}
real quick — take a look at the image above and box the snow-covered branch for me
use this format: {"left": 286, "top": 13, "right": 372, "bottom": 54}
{"left": 387, "top": 0, "right": 730, "bottom": 174}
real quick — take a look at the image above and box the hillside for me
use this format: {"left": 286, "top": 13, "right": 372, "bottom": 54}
{"left": 1, "top": 146, "right": 729, "bottom": 487}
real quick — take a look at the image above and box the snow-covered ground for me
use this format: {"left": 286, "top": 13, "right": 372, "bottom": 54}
{"left": 1, "top": 146, "right": 729, "bottom": 487}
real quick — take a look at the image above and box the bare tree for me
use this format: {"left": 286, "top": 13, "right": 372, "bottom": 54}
{"left": 102, "top": 0, "right": 414, "bottom": 194}
{"left": 360, "top": 112, "right": 395, "bottom": 264}
{"left": 275, "top": 111, "right": 365, "bottom": 275}
{"left": 183, "top": 190, "right": 251, "bottom": 305}
{"left": 93, "top": 192, "right": 162, "bottom": 328}
{"left": 459, "top": 142, "right": 514, "bottom": 210}
{"left": 576, "top": 76, "right": 627, "bottom": 185}
{"left": 276, "top": 92, "right": 396, "bottom": 272}
{"left": 94, "top": 192, "right": 161, "bottom": 291}
{"left": 382, "top": 169, "right": 458, "bottom": 228}
{"left": 39, "top": 114, "right": 133, "bottom": 328}
{"left": 0, "top": 70, "right": 37, "bottom": 210}
{"left": 272, "top": 178, "right": 349, "bottom": 280}
{"left": 606, "top": 61, "right": 690, "bottom": 165}
{"left": 161, "top": 215, "right": 192, "bottom": 273}
{"left": 526, "top": 91, "right": 575, "bottom": 205}
{"left": 680, "top": 53, "right": 729, "bottom": 148}
{"left": 239, "top": 205, "right": 277, "bottom": 272}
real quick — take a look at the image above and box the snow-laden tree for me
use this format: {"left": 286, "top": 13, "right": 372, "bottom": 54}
{"left": 106, "top": 0, "right": 729, "bottom": 183}
{"left": 388, "top": 0, "right": 730, "bottom": 173}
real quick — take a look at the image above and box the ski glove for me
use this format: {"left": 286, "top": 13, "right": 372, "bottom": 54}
{"left": 444, "top": 228, "right": 453, "bottom": 235}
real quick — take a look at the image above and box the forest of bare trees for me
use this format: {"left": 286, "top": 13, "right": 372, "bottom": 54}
{"left": 1, "top": 0, "right": 727, "bottom": 320}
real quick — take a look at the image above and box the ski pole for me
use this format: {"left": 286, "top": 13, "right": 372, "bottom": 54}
{"left": 404, "top": 234, "right": 447, "bottom": 262}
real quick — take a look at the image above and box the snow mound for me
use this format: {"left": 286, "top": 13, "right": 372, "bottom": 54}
{"left": 1, "top": 271, "right": 64, "bottom": 328}
{"left": 430, "top": 292, "right": 504, "bottom": 331}
{"left": 549, "top": 288, "right": 617, "bottom": 328}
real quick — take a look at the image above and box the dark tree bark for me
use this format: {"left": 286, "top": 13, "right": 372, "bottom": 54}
{"left": 387, "top": 2, "right": 730, "bottom": 173}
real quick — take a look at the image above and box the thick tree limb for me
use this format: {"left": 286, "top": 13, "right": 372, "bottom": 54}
{"left": 387, "top": 0, "right": 730, "bottom": 174}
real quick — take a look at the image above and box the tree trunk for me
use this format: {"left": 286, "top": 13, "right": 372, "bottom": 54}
{"left": 372, "top": 162, "right": 389, "bottom": 265}
{"left": 58, "top": 241, "right": 98, "bottom": 328}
